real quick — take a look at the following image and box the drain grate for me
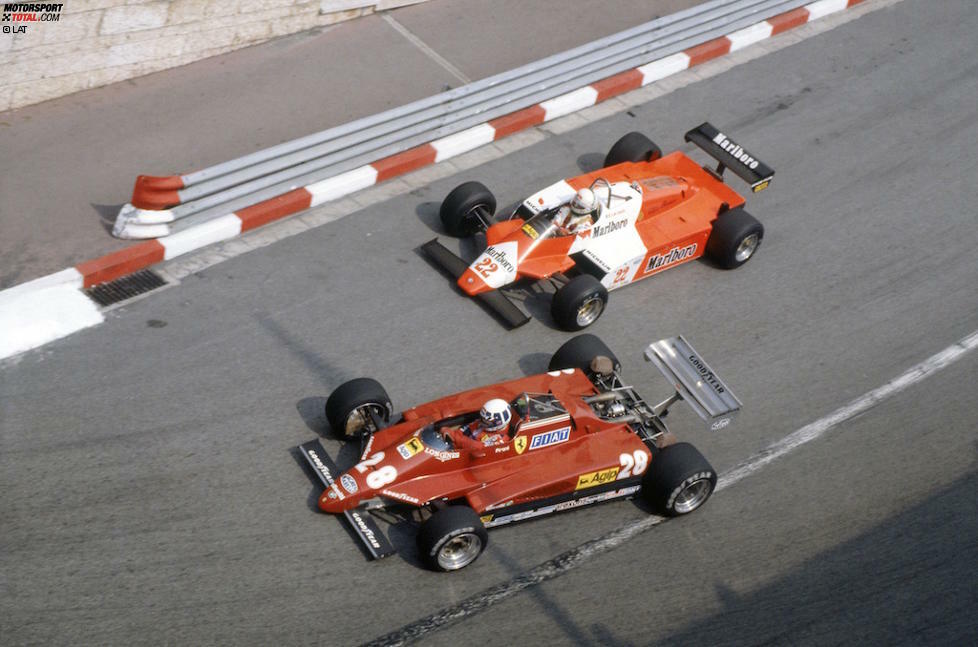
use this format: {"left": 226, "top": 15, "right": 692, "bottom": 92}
{"left": 84, "top": 269, "right": 167, "bottom": 307}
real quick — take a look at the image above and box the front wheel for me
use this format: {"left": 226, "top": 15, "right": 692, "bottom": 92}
{"left": 605, "top": 132, "right": 662, "bottom": 167}
{"left": 417, "top": 506, "right": 488, "bottom": 571}
{"left": 440, "top": 181, "right": 497, "bottom": 237}
{"left": 551, "top": 274, "right": 608, "bottom": 331}
{"left": 642, "top": 442, "right": 717, "bottom": 516}
{"left": 706, "top": 208, "right": 764, "bottom": 269}
{"left": 324, "top": 378, "right": 393, "bottom": 439}
{"left": 548, "top": 333, "right": 620, "bottom": 373}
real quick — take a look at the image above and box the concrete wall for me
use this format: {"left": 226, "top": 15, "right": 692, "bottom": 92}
{"left": 0, "top": 0, "right": 429, "bottom": 112}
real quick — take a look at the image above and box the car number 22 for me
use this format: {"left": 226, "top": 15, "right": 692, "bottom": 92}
{"left": 618, "top": 450, "right": 649, "bottom": 479}
{"left": 474, "top": 257, "right": 499, "bottom": 278}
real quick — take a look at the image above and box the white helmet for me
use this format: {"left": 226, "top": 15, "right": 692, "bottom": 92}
{"left": 571, "top": 188, "right": 598, "bottom": 215}
{"left": 480, "top": 398, "right": 512, "bottom": 432}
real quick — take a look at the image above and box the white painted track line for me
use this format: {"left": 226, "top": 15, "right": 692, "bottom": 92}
{"left": 363, "top": 329, "right": 978, "bottom": 647}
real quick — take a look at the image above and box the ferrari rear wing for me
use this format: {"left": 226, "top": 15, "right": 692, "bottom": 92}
{"left": 421, "top": 238, "right": 531, "bottom": 329}
{"left": 684, "top": 122, "right": 774, "bottom": 193}
{"left": 298, "top": 440, "right": 396, "bottom": 560}
{"left": 645, "top": 335, "right": 742, "bottom": 432}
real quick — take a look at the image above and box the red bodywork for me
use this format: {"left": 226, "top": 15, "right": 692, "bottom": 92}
{"left": 317, "top": 370, "right": 651, "bottom": 517}
{"left": 457, "top": 152, "right": 746, "bottom": 295}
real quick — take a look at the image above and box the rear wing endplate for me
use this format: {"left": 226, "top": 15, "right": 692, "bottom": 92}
{"left": 645, "top": 335, "right": 742, "bottom": 431}
{"left": 298, "top": 440, "right": 396, "bottom": 559}
{"left": 684, "top": 122, "right": 774, "bottom": 193}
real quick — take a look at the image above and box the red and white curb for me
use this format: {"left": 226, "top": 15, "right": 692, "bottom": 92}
{"left": 0, "top": 0, "right": 869, "bottom": 360}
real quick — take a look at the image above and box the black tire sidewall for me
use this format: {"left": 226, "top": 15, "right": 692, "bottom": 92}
{"left": 551, "top": 274, "right": 609, "bottom": 331}
{"left": 548, "top": 333, "right": 620, "bottom": 373}
{"left": 642, "top": 442, "right": 717, "bottom": 516}
{"left": 440, "top": 181, "right": 496, "bottom": 237}
{"left": 605, "top": 132, "right": 662, "bottom": 167}
{"left": 324, "top": 378, "right": 392, "bottom": 439}
{"left": 417, "top": 506, "right": 488, "bottom": 571}
{"left": 706, "top": 208, "right": 764, "bottom": 269}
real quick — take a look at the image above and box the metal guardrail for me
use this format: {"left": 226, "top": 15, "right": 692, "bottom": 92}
{"left": 116, "top": 0, "right": 808, "bottom": 238}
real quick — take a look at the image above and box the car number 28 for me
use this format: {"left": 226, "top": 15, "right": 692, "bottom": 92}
{"left": 354, "top": 452, "right": 398, "bottom": 489}
{"left": 618, "top": 450, "right": 649, "bottom": 479}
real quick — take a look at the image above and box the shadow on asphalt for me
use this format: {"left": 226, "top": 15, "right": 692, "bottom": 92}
{"left": 576, "top": 152, "right": 605, "bottom": 173}
{"left": 657, "top": 469, "right": 978, "bottom": 646}
{"left": 254, "top": 311, "right": 350, "bottom": 388}
{"left": 517, "top": 352, "right": 551, "bottom": 376}
{"left": 414, "top": 200, "right": 442, "bottom": 235}
{"left": 91, "top": 202, "right": 125, "bottom": 235}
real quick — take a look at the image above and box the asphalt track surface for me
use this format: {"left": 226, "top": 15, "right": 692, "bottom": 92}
{"left": 3, "top": 0, "right": 978, "bottom": 644}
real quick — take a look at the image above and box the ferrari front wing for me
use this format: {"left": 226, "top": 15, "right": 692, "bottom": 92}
{"left": 299, "top": 440, "right": 396, "bottom": 560}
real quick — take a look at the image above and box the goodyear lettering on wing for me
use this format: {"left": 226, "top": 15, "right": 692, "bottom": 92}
{"left": 529, "top": 426, "right": 571, "bottom": 450}
{"left": 575, "top": 467, "right": 620, "bottom": 490}
{"left": 688, "top": 353, "right": 726, "bottom": 394}
{"left": 349, "top": 510, "right": 382, "bottom": 550}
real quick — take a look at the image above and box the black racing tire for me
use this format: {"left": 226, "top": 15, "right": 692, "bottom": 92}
{"left": 417, "top": 506, "right": 488, "bottom": 572}
{"left": 324, "top": 378, "right": 393, "bottom": 439}
{"left": 548, "top": 333, "right": 621, "bottom": 374}
{"left": 642, "top": 442, "right": 717, "bottom": 516}
{"left": 604, "top": 131, "right": 662, "bottom": 167}
{"left": 439, "top": 181, "right": 497, "bottom": 237}
{"left": 706, "top": 207, "right": 764, "bottom": 269}
{"left": 551, "top": 274, "right": 609, "bottom": 331}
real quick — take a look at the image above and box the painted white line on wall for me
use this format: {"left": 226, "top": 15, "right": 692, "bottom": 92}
{"left": 364, "top": 329, "right": 978, "bottom": 646}
{"left": 379, "top": 12, "right": 472, "bottom": 85}
{"left": 308, "top": 165, "right": 379, "bottom": 207}
{"left": 540, "top": 86, "right": 599, "bottom": 121}
{"left": 0, "top": 281, "right": 104, "bottom": 359}
{"left": 160, "top": 213, "right": 243, "bottom": 260}
{"left": 431, "top": 124, "right": 497, "bottom": 162}
{"left": 727, "top": 21, "right": 774, "bottom": 51}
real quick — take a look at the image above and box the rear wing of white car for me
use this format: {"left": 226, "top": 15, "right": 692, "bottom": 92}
{"left": 645, "top": 335, "right": 742, "bottom": 431}
{"left": 684, "top": 122, "right": 774, "bottom": 193}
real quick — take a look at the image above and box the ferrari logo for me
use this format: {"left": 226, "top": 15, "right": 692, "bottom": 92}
{"left": 513, "top": 436, "right": 527, "bottom": 454}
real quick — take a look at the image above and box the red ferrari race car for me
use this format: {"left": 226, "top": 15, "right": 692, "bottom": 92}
{"left": 422, "top": 122, "right": 774, "bottom": 330}
{"left": 298, "top": 334, "right": 742, "bottom": 571}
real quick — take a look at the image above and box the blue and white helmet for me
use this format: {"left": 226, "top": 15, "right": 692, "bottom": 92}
{"left": 480, "top": 398, "right": 512, "bottom": 432}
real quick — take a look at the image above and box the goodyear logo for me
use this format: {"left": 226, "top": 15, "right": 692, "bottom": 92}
{"left": 397, "top": 437, "right": 423, "bottom": 459}
{"left": 575, "top": 467, "right": 619, "bottom": 490}
{"left": 529, "top": 426, "right": 570, "bottom": 450}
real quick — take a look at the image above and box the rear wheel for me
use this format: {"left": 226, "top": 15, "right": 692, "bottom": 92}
{"left": 605, "top": 132, "right": 662, "bottom": 167}
{"left": 706, "top": 208, "right": 764, "bottom": 269}
{"left": 440, "top": 181, "right": 497, "bottom": 237}
{"left": 642, "top": 442, "right": 717, "bottom": 516}
{"left": 551, "top": 274, "right": 608, "bottom": 331}
{"left": 324, "top": 378, "right": 392, "bottom": 439}
{"left": 417, "top": 506, "right": 488, "bottom": 571}
{"left": 548, "top": 333, "right": 620, "bottom": 373}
